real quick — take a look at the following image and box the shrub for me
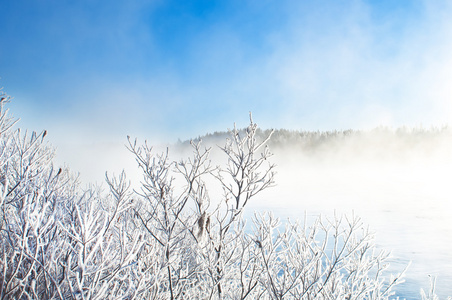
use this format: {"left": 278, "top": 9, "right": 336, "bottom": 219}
{"left": 0, "top": 90, "right": 412, "bottom": 299}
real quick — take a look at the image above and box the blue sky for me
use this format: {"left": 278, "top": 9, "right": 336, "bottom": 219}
{"left": 1, "top": 0, "right": 452, "bottom": 182}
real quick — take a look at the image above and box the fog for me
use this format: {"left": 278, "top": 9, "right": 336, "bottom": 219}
{"left": 243, "top": 128, "right": 452, "bottom": 299}
{"left": 178, "top": 127, "right": 452, "bottom": 298}
{"left": 56, "top": 127, "right": 452, "bottom": 298}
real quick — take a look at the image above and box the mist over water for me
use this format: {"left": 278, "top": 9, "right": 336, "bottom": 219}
{"left": 175, "top": 127, "right": 452, "bottom": 298}
{"left": 62, "top": 127, "right": 452, "bottom": 298}
{"left": 243, "top": 128, "right": 452, "bottom": 299}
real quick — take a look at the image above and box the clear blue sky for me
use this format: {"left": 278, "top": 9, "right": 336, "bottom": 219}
{"left": 1, "top": 0, "right": 452, "bottom": 181}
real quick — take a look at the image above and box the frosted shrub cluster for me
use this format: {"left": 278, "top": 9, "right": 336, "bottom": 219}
{"left": 0, "top": 90, "right": 437, "bottom": 299}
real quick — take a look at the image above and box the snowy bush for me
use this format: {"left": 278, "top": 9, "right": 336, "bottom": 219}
{"left": 1, "top": 89, "right": 444, "bottom": 299}
{"left": 420, "top": 276, "right": 452, "bottom": 300}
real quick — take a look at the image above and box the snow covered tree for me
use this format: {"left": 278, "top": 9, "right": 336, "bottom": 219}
{"left": 1, "top": 89, "right": 436, "bottom": 299}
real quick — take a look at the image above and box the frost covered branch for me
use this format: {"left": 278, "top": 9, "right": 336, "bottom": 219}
{"left": 1, "top": 90, "right": 446, "bottom": 299}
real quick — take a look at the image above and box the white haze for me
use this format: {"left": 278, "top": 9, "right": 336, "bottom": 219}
{"left": 53, "top": 127, "right": 452, "bottom": 298}
{"left": 245, "top": 130, "right": 452, "bottom": 299}
{"left": 176, "top": 128, "right": 452, "bottom": 299}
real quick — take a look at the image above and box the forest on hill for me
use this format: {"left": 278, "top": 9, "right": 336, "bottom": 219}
{"left": 178, "top": 125, "right": 452, "bottom": 160}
